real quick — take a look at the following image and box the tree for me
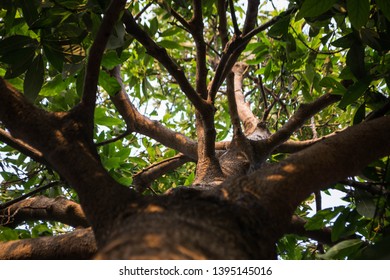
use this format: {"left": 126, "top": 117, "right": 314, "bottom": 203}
{"left": 1, "top": 0, "right": 390, "bottom": 260}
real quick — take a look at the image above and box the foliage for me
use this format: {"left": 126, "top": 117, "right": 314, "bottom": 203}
{"left": 1, "top": 0, "right": 390, "bottom": 259}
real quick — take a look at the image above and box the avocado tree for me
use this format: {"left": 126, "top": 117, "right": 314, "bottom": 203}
{"left": 1, "top": 0, "right": 390, "bottom": 259}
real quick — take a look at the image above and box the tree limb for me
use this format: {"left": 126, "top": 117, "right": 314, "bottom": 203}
{"left": 264, "top": 93, "right": 341, "bottom": 153}
{"left": 222, "top": 116, "right": 390, "bottom": 235}
{"left": 0, "top": 181, "right": 61, "bottom": 210}
{"left": 81, "top": 0, "right": 127, "bottom": 126}
{"left": 133, "top": 154, "right": 192, "bottom": 192}
{"left": 217, "top": 0, "right": 229, "bottom": 47}
{"left": 1, "top": 195, "right": 88, "bottom": 228}
{"left": 109, "top": 66, "right": 198, "bottom": 159}
{"left": 122, "top": 10, "right": 209, "bottom": 115}
{"left": 0, "top": 128, "right": 46, "bottom": 165}
{"left": 0, "top": 228, "right": 95, "bottom": 259}
{"left": 288, "top": 215, "right": 357, "bottom": 245}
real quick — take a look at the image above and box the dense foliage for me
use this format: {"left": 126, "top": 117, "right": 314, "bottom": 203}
{"left": 1, "top": 0, "right": 390, "bottom": 259}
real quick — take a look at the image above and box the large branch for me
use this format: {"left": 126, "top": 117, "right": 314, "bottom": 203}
{"left": 0, "top": 228, "right": 96, "bottom": 259}
{"left": 122, "top": 11, "right": 210, "bottom": 115}
{"left": 133, "top": 154, "right": 192, "bottom": 192}
{"left": 208, "top": 5, "right": 296, "bottom": 101}
{"left": 81, "top": 0, "right": 127, "bottom": 126}
{"left": 0, "top": 128, "right": 46, "bottom": 165}
{"left": 110, "top": 67, "right": 198, "bottom": 159}
{"left": 222, "top": 116, "right": 390, "bottom": 233}
{"left": 1, "top": 196, "right": 88, "bottom": 228}
{"left": 264, "top": 94, "right": 341, "bottom": 152}
{"left": 0, "top": 78, "right": 138, "bottom": 248}
{"left": 189, "top": 0, "right": 208, "bottom": 99}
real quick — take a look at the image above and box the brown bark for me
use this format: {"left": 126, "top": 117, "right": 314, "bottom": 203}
{"left": 1, "top": 196, "right": 88, "bottom": 228}
{"left": 1, "top": 2, "right": 390, "bottom": 261}
{"left": 0, "top": 228, "right": 96, "bottom": 259}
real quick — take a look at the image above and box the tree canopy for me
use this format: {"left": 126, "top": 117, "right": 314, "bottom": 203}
{"left": 1, "top": 0, "right": 390, "bottom": 259}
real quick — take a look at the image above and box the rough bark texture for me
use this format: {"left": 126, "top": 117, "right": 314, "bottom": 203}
{"left": 1, "top": 1, "right": 390, "bottom": 260}
{"left": 0, "top": 228, "right": 96, "bottom": 259}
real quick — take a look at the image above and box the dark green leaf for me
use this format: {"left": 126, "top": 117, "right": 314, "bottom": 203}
{"left": 0, "top": 35, "right": 37, "bottom": 56}
{"left": 42, "top": 43, "right": 64, "bottom": 72}
{"left": 331, "top": 209, "right": 349, "bottom": 242}
{"left": 331, "top": 33, "right": 356, "bottom": 48}
{"left": 319, "top": 76, "right": 346, "bottom": 94}
{"left": 346, "top": 0, "right": 370, "bottom": 29}
{"left": 0, "top": 46, "right": 36, "bottom": 65}
{"left": 19, "top": 0, "right": 39, "bottom": 27}
{"left": 360, "top": 28, "right": 383, "bottom": 51}
{"left": 296, "top": 0, "right": 337, "bottom": 20}
{"left": 318, "top": 239, "right": 364, "bottom": 259}
{"left": 346, "top": 43, "right": 366, "bottom": 79}
{"left": 356, "top": 198, "right": 376, "bottom": 218}
{"left": 338, "top": 78, "right": 371, "bottom": 109}
{"left": 24, "top": 54, "right": 44, "bottom": 102}
{"left": 353, "top": 103, "right": 366, "bottom": 124}
{"left": 268, "top": 16, "right": 290, "bottom": 39}
{"left": 377, "top": 0, "right": 390, "bottom": 21}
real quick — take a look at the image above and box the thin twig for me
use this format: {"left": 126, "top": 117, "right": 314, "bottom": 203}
{"left": 95, "top": 130, "right": 131, "bottom": 146}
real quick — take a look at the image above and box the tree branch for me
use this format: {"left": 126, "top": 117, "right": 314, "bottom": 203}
{"left": 0, "top": 128, "right": 46, "bottom": 165}
{"left": 122, "top": 11, "right": 210, "bottom": 115}
{"left": 0, "top": 181, "right": 61, "bottom": 210}
{"left": 0, "top": 228, "right": 95, "bottom": 259}
{"left": 1, "top": 195, "right": 88, "bottom": 228}
{"left": 81, "top": 0, "right": 127, "bottom": 125}
{"left": 264, "top": 94, "right": 341, "bottom": 153}
{"left": 217, "top": 0, "right": 229, "bottom": 47}
{"left": 109, "top": 66, "right": 198, "bottom": 159}
{"left": 133, "top": 154, "right": 192, "bottom": 192}
{"left": 288, "top": 215, "right": 357, "bottom": 245}
{"left": 223, "top": 116, "right": 390, "bottom": 235}
{"left": 229, "top": 0, "right": 241, "bottom": 35}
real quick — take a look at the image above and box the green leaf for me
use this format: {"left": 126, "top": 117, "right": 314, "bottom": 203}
{"left": 98, "top": 71, "right": 121, "bottom": 95}
{"left": 0, "top": 46, "right": 36, "bottom": 66}
{"left": 2, "top": 47, "right": 36, "bottom": 79}
{"left": 319, "top": 76, "right": 346, "bottom": 94}
{"left": 94, "top": 107, "right": 123, "bottom": 127}
{"left": 346, "top": 0, "right": 370, "bottom": 29}
{"left": 19, "top": 0, "right": 39, "bottom": 27}
{"left": 356, "top": 198, "right": 376, "bottom": 218}
{"left": 360, "top": 28, "right": 383, "bottom": 51}
{"left": 43, "top": 45, "right": 64, "bottom": 73}
{"left": 268, "top": 16, "right": 290, "bottom": 39}
{"left": 40, "top": 75, "right": 69, "bottom": 97}
{"left": 338, "top": 78, "right": 371, "bottom": 109}
{"left": 346, "top": 43, "right": 366, "bottom": 79}
{"left": 24, "top": 54, "right": 44, "bottom": 102}
{"left": 102, "top": 157, "right": 122, "bottom": 169}
{"left": 0, "top": 227, "right": 19, "bottom": 241}
{"left": 331, "top": 33, "right": 356, "bottom": 48}
{"left": 158, "top": 40, "right": 182, "bottom": 49}
{"left": 101, "top": 51, "right": 131, "bottom": 70}
{"left": 0, "top": 35, "right": 37, "bottom": 56}
{"left": 296, "top": 0, "right": 337, "bottom": 20}
{"left": 318, "top": 239, "right": 364, "bottom": 259}
{"left": 377, "top": 0, "right": 390, "bottom": 21}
